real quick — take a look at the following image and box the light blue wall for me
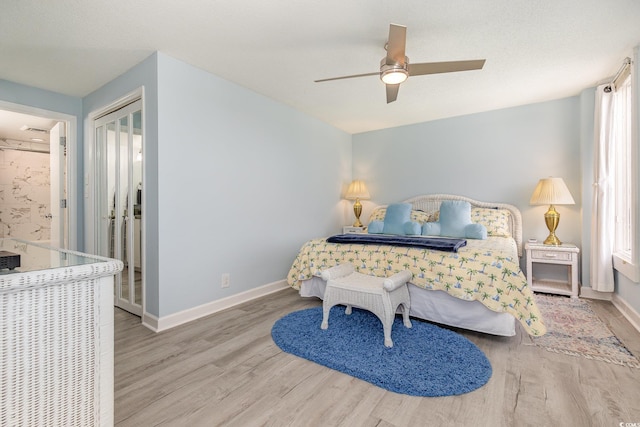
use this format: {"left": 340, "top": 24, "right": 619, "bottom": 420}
{"left": 617, "top": 275, "right": 640, "bottom": 312}
{"left": 0, "top": 79, "right": 82, "bottom": 116}
{"left": 352, "top": 97, "right": 582, "bottom": 251}
{"left": 155, "top": 53, "right": 351, "bottom": 316}
{"left": 579, "top": 87, "right": 596, "bottom": 290}
{"left": 0, "top": 79, "right": 84, "bottom": 246}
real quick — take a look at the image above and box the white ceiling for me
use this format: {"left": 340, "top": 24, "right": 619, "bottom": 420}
{"left": 2, "top": 0, "right": 640, "bottom": 134}
{"left": 0, "top": 110, "right": 56, "bottom": 146}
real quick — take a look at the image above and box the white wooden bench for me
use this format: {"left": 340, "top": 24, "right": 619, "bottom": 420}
{"left": 320, "top": 263, "right": 412, "bottom": 347}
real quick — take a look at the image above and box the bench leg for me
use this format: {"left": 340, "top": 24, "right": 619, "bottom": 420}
{"left": 382, "top": 300, "right": 411, "bottom": 347}
{"left": 400, "top": 303, "right": 412, "bottom": 328}
{"left": 321, "top": 301, "right": 334, "bottom": 330}
{"left": 345, "top": 305, "right": 352, "bottom": 315}
{"left": 383, "top": 320, "right": 393, "bottom": 348}
{"left": 381, "top": 303, "right": 395, "bottom": 347}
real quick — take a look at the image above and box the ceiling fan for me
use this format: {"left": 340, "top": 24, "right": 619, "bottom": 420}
{"left": 315, "top": 24, "right": 486, "bottom": 103}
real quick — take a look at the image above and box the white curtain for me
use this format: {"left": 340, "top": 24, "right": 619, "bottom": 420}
{"left": 591, "top": 84, "right": 615, "bottom": 292}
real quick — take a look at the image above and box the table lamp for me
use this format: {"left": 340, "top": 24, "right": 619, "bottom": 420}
{"left": 345, "top": 180, "right": 370, "bottom": 227}
{"left": 529, "top": 177, "right": 575, "bottom": 245}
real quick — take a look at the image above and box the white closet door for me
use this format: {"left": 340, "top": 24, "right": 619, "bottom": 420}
{"left": 94, "top": 99, "right": 143, "bottom": 316}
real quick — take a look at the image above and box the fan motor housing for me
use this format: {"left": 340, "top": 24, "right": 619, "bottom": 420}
{"left": 380, "top": 57, "right": 409, "bottom": 84}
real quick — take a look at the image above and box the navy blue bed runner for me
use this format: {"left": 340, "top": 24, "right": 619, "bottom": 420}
{"left": 326, "top": 234, "right": 467, "bottom": 252}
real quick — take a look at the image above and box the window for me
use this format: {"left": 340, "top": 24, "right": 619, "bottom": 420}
{"left": 611, "top": 72, "right": 638, "bottom": 280}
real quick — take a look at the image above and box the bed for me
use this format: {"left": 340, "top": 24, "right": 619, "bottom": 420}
{"left": 287, "top": 194, "right": 546, "bottom": 337}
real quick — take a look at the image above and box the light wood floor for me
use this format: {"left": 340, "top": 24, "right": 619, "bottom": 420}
{"left": 115, "top": 289, "right": 640, "bottom": 427}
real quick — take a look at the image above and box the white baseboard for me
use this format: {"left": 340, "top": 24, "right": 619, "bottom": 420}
{"left": 611, "top": 294, "right": 640, "bottom": 334}
{"left": 141, "top": 312, "right": 160, "bottom": 332}
{"left": 579, "top": 286, "right": 613, "bottom": 301}
{"left": 141, "top": 280, "right": 289, "bottom": 333}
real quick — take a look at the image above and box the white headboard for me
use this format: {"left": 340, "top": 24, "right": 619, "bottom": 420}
{"left": 401, "top": 194, "right": 524, "bottom": 257}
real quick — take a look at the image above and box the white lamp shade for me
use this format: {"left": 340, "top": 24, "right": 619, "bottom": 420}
{"left": 345, "top": 180, "right": 370, "bottom": 200}
{"left": 530, "top": 177, "right": 575, "bottom": 205}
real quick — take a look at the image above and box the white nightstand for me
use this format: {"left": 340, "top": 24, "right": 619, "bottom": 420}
{"left": 343, "top": 226, "right": 367, "bottom": 234}
{"left": 525, "top": 242, "right": 580, "bottom": 298}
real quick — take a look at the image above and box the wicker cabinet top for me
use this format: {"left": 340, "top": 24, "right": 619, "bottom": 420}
{"left": 0, "top": 238, "right": 123, "bottom": 292}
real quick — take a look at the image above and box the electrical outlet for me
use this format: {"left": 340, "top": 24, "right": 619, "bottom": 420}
{"left": 221, "top": 273, "right": 230, "bottom": 288}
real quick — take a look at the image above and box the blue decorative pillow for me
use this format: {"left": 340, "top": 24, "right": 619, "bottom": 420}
{"left": 464, "top": 223, "right": 487, "bottom": 240}
{"left": 382, "top": 203, "right": 412, "bottom": 235}
{"left": 439, "top": 201, "right": 472, "bottom": 238}
{"left": 421, "top": 201, "right": 487, "bottom": 240}
{"left": 421, "top": 222, "right": 441, "bottom": 236}
{"left": 403, "top": 221, "right": 422, "bottom": 236}
{"left": 367, "top": 220, "right": 384, "bottom": 234}
{"left": 370, "top": 219, "right": 420, "bottom": 235}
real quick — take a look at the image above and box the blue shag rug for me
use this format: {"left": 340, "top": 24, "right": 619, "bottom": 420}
{"left": 271, "top": 306, "right": 492, "bottom": 397}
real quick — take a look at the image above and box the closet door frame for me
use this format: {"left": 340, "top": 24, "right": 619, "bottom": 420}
{"left": 86, "top": 88, "right": 145, "bottom": 317}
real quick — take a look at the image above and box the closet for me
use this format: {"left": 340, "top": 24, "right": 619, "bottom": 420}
{"left": 94, "top": 99, "right": 143, "bottom": 315}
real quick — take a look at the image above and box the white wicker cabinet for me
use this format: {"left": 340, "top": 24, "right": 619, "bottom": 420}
{"left": 0, "top": 239, "right": 123, "bottom": 427}
{"left": 525, "top": 242, "right": 580, "bottom": 298}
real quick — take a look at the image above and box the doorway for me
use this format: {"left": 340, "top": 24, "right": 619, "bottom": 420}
{"left": 94, "top": 99, "right": 143, "bottom": 316}
{"left": 0, "top": 106, "right": 72, "bottom": 248}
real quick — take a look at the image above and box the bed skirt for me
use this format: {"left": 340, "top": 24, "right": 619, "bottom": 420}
{"left": 300, "top": 276, "right": 516, "bottom": 337}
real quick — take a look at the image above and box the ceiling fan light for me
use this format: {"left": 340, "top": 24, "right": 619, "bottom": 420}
{"left": 381, "top": 70, "right": 408, "bottom": 84}
{"left": 380, "top": 58, "right": 409, "bottom": 85}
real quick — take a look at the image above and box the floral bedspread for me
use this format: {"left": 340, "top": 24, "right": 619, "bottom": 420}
{"left": 287, "top": 236, "right": 546, "bottom": 336}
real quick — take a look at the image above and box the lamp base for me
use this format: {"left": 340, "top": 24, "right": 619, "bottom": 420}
{"left": 543, "top": 205, "right": 562, "bottom": 246}
{"left": 352, "top": 198, "right": 363, "bottom": 227}
{"left": 543, "top": 233, "right": 562, "bottom": 246}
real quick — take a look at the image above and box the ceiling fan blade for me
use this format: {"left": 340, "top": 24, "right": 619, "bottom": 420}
{"left": 408, "top": 59, "right": 486, "bottom": 76}
{"left": 386, "top": 84, "right": 400, "bottom": 103}
{"left": 314, "top": 72, "right": 379, "bottom": 83}
{"left": 386, "top": 24, "right": 406, "bottom": 65}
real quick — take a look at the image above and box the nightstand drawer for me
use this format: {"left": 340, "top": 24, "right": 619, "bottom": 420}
{"left": 530, "top": 250, "right": 573, "bottom": 261}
